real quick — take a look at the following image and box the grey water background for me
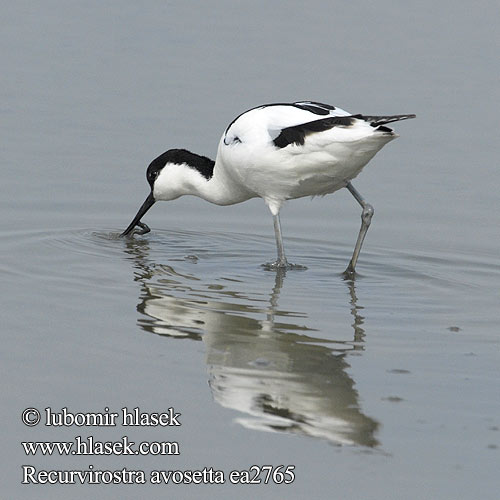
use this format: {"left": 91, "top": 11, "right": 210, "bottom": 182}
{"left": 1, "top": 1, "right": 499, "bottom": 498}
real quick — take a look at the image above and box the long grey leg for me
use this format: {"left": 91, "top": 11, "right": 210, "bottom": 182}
{"left": 273, "top": 214, "right": 288, "bottom": 267}
{"left": 344, "top": 182, "right": 374, "bottom": 277}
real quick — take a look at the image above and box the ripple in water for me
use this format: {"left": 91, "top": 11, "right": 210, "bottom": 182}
{"left": 2, "top": 225, "right": 498, "bottom": 290}
{"left": 3, "top": 225, "right": 499, "bottom": 447}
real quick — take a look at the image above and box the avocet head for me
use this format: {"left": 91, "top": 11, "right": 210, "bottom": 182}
{"left": 121, "top": 149, "right": 215, "bottom": 236}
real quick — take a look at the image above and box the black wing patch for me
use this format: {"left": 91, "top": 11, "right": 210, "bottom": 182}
{"left": 355, "top": 114, "right": 416, "bottom": 126}
{"left": 273, "top": 116, "right": 355, "bottom": 149}
{"left": 224, "top": 101, "right": 337, "bottom": 137}
{"left": 147, "top": 148, "right": 215, "bottom": 187}
{"left": 293, "top": 101, "right": 337, "bottom": 115}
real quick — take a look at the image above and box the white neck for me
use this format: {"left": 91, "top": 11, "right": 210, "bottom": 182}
{"left": 153, "top": 159, "right": 255, "bottom": 206}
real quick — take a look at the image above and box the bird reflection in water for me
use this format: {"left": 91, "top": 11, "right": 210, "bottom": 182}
{"left": 124, "top": 238, "right": 379, "bottom": 448}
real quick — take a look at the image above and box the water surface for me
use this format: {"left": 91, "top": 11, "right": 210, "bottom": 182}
{"left": 2, "top": 1, "right": 499, "bottom": 499}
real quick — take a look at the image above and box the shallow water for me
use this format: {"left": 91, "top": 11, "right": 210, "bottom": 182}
{"left": 2, "top": 1, "right": 500, "bottom": 499}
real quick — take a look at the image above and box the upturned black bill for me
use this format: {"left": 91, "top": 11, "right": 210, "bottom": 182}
{"left": 121, "top": 192, "right": 155, "bottom": 236}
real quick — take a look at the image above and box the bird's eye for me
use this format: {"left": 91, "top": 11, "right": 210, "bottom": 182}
{"left": 147, "top": 168, "right": 161, "bottom": 187}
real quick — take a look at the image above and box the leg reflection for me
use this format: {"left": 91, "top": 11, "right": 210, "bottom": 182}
{"left": 123, "top": 239, "right": 379, "bottom": 447}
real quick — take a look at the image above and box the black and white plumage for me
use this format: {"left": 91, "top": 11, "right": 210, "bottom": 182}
{"left": 122, "top": 101, "right": 415, "bottom": 275}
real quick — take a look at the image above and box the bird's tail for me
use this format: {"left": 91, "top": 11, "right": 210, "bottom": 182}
{"left": 356, "top": 114, "right": 416, "bottom": 126}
